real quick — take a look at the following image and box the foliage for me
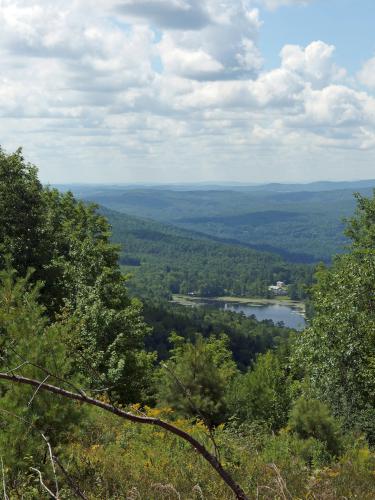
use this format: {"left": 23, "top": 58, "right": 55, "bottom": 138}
{"left": 288, "top": 397, "right": 343, "bottom": 457}
{"left": 105, "top": 207, "right": 313, "bottom": 301}
{"left": 227, "top": 349, "right": 292, "bottom": 430}
{"left": 296, "top": 191, "right": 375, "bottom": 443}
{"left": 0, "top": 148, "right": 154, "bottom": 403}
{"left": 43, "top": 190, "right": 155, "bottom": 402}
{"left": 0, "top": 148, "right": 46, "bottom": 278}
{"left": 157, "top": 334, "right": 237, "bottom": 428}
{"left": 5, "top": 406, "right": 375, "bottom": 499}
{"left": 143, "top": 300, "right": 293, "bottom": 370}
{"left": 0, "top": 266, "right": 81, "bottom": 471}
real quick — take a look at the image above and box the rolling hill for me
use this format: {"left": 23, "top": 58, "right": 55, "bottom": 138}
{"left": 61, "top": 182, "right": 375, "bottom": 262}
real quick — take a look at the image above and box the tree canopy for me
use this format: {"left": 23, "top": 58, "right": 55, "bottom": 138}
{"left": 297, "top": 190, "right": 375, "bottom": 442}
{"left": 0, "top": 148, "right": 154, "bottom": 403}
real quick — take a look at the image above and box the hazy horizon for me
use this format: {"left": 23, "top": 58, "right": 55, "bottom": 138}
{"left": 53, "top": 178, "right": 375, "bottom": 188}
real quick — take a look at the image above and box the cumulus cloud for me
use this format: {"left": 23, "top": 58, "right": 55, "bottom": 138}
{"left": 0, "top": 0, "right": 374, "bottom": 182}
{"left": 156, "top": 2, "right": 263, "bottom": 80}
{"left": 115, "top": 0, "right": 211, "bottom": 30}
{"left": 358, "top": 56, "right": 375, "bottom": 89}
{"left": 281, "top": 41, "right": 346, "bottom": 87}
{"left": 302, "top": 85, "right": 375, "bottom": 127}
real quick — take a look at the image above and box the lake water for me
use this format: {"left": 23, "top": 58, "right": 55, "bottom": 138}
{"left": 200, "top": 300, "right": 306, "bottom": 331}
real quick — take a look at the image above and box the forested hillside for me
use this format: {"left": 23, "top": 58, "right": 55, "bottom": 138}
{"left": 64, "top": 184, "right": 374, "bottom": 262}
{"left": 104, "top": 207, "right": 313, "bottom": 300}
{"left": 0, "top": 149, "right": 374, "bottom": 499}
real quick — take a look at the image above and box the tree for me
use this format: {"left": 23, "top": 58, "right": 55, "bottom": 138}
{"left": 157, "top": 333, "right": 237, "bottom": 428}
{"left": 288, "top": 397, "right": 343, "bottom": 457}
{"left": 0, "top": 148, "right": 46, "bottom": 277}
{"left": 227, "top": 348, "right": 292, "bottom": 430}
{"left": 0, "top": 266, "right": 81, "bottom": 470}
{"left": 296, "top": 191, "right": 375, "bottom": 443}
{"left": 0, "top": 148, "right": 154, "bottom": 403}
{"left": 42, "top": 189, "right": 155, "bottom": 402}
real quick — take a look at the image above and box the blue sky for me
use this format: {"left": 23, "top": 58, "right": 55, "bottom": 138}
{"left": 150, "top": 1, "right": 375, "bottom": 76}
{"left": 260, "top": 0, "right": 375, "bottom": 73}
{"left": 0, "top": 0, "right": 375, "bottom": 184}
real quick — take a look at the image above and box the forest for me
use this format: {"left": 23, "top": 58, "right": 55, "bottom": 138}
{"left": 104, "top": 207, "right": 313, "bottom": 300}
{"left": 0, "top": 148, "right": 374, "bottom": 499}
{"left": 65, "top": 183, "right": 374, "bottom": 263}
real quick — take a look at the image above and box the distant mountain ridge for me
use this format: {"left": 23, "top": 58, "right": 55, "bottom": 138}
{"left": 60, "top": 183, "right": 375, "bottom": 262}
{"left": 54, "top": 179, "right": 375, "bottom": 194}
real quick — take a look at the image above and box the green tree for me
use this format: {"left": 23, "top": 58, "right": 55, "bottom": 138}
{"left": 297, "top": 191, "right": 375, "bottom": 442}
{"left": 288, "top": 397, "right": 343, "bottom": 457}
{"left": 0, "top": 266, "right": 81, "bottom": 470}
{"left": 0, "top": 148, "right": 46, "bottom": 278}
{"left": 157, "top": 333, "right": 237, "bottom": 428}
{"left": 227, "top": 349, "right": 291, "bottom": 430}
{"left": 0, "top": 148, "right": 154, "bottom": 403}
{"left": 42, "top": 189, "right": 155, "bottom": 402}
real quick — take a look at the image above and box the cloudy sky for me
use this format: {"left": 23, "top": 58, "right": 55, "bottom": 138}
{"left": 1, "top": 0, "right": 375, "bottom": 184}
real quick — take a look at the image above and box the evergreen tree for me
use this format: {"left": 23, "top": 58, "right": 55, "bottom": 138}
{"left": 288, "top": 397, "right": 343, "bottom": 457}
{"left": 157, "top": 333, "right": 237, "bottom": 428}
{"left": 227, "top": 349, "right": 292, "bottom": 430}
{"left": 0, "top": 266, "right": 81, "bottom": 470}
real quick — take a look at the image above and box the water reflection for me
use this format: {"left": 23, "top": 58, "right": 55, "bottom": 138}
{"left": 202, "top": 300, "right": 306, "bottom": 331}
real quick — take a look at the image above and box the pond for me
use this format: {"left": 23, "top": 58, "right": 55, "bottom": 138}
{"left": 175, "top": 296, "right": 306, "bottom": 331}
{"left": 218, "top": 301, "right": 306, "bottom": 331}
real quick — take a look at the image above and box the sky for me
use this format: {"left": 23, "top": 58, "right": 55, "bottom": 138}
{"left": 1, "top": 0, "right": 375, "bottom": 184}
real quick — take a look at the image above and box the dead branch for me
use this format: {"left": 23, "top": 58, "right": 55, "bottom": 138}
{"left": 42, "top": 434, "right": 59, "bottom": 499}
{"left": 28, "top": 375, "right": 50, "bottom": 407}
{"left": 0, "top": 408, "right": 87, "bottom": 500}
{"left": 30, "top": 467, "right": 58, "bottom": 499}
{"left": 1, "top": 457, "right": 9, "bottom": 500}
{"left": 0, "top": 372, "right": 249, "bottom": 500}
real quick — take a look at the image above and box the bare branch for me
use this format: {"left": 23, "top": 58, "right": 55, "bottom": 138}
{"left": 0, "top": 408, "right": 86, "bottom": 500}
{"left": 5, "top": 361, "right": 29, "bottom": 374}
{"left": 30, "top": 467, "right": 58, "bottom": 499}
{"left": 28, "top": 375, "right": 50, "bottom": 407}
{"left": 42, "top": 434, "right": 59, "bottom": 499}
{"left": 1, "top": 457, "right": 9, "bottom": 500}
{"left": 0, "top": 371, "right": 249, "bottom": 500}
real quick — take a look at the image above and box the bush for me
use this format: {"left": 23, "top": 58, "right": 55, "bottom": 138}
{"left": 288, "top": 397, "right": 343, "bottom": 457}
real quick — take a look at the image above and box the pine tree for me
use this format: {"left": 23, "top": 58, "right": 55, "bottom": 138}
{"left": 157, "top": 333, "right": 237, "bottom": 428}
{"left": 0, "top": 266, "right": 81, "bottom": 470}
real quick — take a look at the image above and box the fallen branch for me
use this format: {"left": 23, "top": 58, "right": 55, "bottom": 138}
{"left": 0, "top": 372, "right": 248, "bottom": 500}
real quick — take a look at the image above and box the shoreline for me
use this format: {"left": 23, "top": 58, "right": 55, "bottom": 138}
{"left": 171, "top": 294, "right": 306, "bottom": 313}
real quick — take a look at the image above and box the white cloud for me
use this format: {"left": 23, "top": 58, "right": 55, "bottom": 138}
{"left": 156, "top": 3, "right": 263, "bottom": 80}
{"left": 0, "top": 0, "right": 374, "bottom": 183}
{"left": 115, "top": 0, "right": 212, "bottom": 30}
{"left": 281, "top": 41, "right": 346, "bottom": 87}
{"left": 358, "top": 56, "right": 375, "bottom": 89}
{"left": 302, "top": 85, "right": 375, "bottom": 127}
{"left": 158, "top": 37, "right": 224, "bottom": 79}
